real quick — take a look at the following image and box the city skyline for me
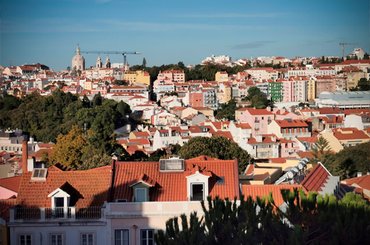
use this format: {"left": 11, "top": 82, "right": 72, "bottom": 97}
{"left": 1, "top": 0, "right": 369, "bottom": 70}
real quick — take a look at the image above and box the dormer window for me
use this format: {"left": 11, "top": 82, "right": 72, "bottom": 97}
{"left": 134, "top": 188, "right": 148, "bottom": 202}
{"left": 129, "top": 174, "right": 156, "bottom": 202}
{"left": 48, "top": 182, "right": 82, "bottom": 218}
{"left": 186, "top": 167, "right": 211, "bottom": 201}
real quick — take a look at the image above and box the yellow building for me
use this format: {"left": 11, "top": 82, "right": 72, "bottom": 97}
{"left": 215, "top": 71, "right": 228, "bottom": 82}
{"left": 307, "top": 78, "right": 316, "bottom": 101}
{"left": 320, "top": 128, "right": 370, "bottom": 153}
{"left": 123, "top": 70, "right": 150, "bottom": 86}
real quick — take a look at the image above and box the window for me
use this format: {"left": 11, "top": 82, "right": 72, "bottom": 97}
{"left": 191, "top": 183, "right": 204, "bottom": 201}
{"left": 81, "top": 233, "right": 94, "bottom": 245}
{"left": 49, "top": 233, "right": 64, "bottom": 245}
{"left": 140, "top": 229, "right": 154, "bottom": 245}
{"left": 55, "top": 197, "right": 64, "bottom": 208}
{"left": 19, "top": 234, "right": 32, "bottom": 245}
{"left": 135, "top": 188, "right": 147, "bottom": 202}
{"left": 115, "top": 229, "right": 129, "bottom": 245}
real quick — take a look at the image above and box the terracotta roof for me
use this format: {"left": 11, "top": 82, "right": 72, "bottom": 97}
{"left": 236, "top": 123, "right": 251, "bottom": 129}
{"left": 29, "top": 148, "right": 52, "bottom": 160}
{"left": 297, "top": 137, "right": 318, "bottom": 144}
{"left": 16, "top": 166, "right": 112, "bottom": 208}
{"left": 241, "top": 184, "right": 302, "bottom": 207}
{"left": 343, "top": 108, "right": 370, "bottom": 115}
{"left": 0, "top": 176, "right": 21, "bottom": 193}
{"left": 248, "top": 135, "right": 277, "bottom": 144}
{"left": 333, "top": 128, "right": 370, "bottom": 141}
{"left": 342, "top": 175, "right": 370, "bottom": 191}
{"left": 317, "top": 107, "right": 342, "bottom": 115}
{"left": 112, "top": 157, "right": 239, "bottom": 201}
{"left": 237, "top": 108, "right": 274, "bottom": 115}
{"left": 297, "top": 151, "right": 314, "bottom": 159}
{"left": 132, "top": 131, "right": 150, "bottom": 138}
{"left": 212, "top": 131, "right": 233, "bottom": 140}
{"left": 275, "top": 119, "right": 308, "bottom": 128}
{"left": 301, "top": 163, "right": 330, "bottom": 192}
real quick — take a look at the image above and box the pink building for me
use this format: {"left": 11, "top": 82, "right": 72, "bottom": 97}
{"left": 189, "top": 91, "right": 204, "bottom": 108}
{"left": 235, "top": 108, "right": 275, "bottom": 136}
{"left": 282, "top": 79, "right": 294, "bottom": 102}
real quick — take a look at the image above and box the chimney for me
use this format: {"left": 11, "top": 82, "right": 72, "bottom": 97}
{"left": 22, "top": 137, "right": 29, "bottom": 173}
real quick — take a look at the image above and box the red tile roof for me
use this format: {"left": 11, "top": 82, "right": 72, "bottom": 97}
{"left": 16, "top": 166, "right": 112, "bottom": 208}
{"left": 238, "top": 108, "right": 274, "bottom": 115}
{"left": 342, "top": 175, "right": 370, "bottom": 191}
{"left": 275, "top": 119, "right": 308, "bottom": 128}
{"left": 0, "top": 176, "right": 21, "bottom": 193}
{"left": 332, "top": 128, "right": 370, "bottom": 141}
{"left": 301, "top": 163, "right": 330, "bottom": 192}
{"left": 113, "top": 157, "right": 239, "bottom": 202}
{"left": 241, "top": 184, "right": 302, "bottom": 207}
{"left": 317, "top": 107, "right": 342, "bottom": 115}
{"left": 212, "top": 131, "right": 233, "bottom": 140}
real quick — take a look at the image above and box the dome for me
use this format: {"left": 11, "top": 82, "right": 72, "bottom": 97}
{"left": 71, "top": 45, "right": 85, "bottom": 71}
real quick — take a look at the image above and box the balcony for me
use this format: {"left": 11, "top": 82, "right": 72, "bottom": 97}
{"left": 10, "top": 206, "right": 103, "bottom": 222}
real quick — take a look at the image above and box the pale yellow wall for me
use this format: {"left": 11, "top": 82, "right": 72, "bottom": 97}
{"left": 346, "top": 72, "right": 366, "bottom": 90}
{"left": 215, "top": 72, "right": 228, "bottom": 82}
{"left": 320, "top": 131, "right": 344, "bottom": 153}
{"left": 267, "top": 121, "right": 282, "bottom": 138}
{"left": 307, "top": 79, "right": 316, "bottom": 101}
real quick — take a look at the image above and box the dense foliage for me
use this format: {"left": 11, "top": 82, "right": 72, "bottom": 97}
{"left": 0, "top": 91, "right": 131, "bottom": 168}
{"left": 243, "top": 87, "right": 271, "bottom": 109}
{"left": 320, "top": 141, "right": 370, "bottom": 179}
{"left": 214, "top": 99, "right": 237, "bottom": 120}
{"left": 156, "top": 191, "right": 370, "bottom": 245}
{"left": 178, "top": 136, "right": 251, "bottom": 173}
{"left": 130, "top": 62, "right": 250, "bottom": 82}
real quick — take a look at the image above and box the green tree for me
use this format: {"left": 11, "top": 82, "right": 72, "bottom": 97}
{"left": 357, "top": 78, "right": 370, "bottom": 91}
{"left": 178, "top": 136, "right": 250, "bottom": 173}
{"left": 49, "top": 125, "right": 87, "bottom": 169}
{"left": 311, "top": 136, "right": 331, "bottom": 163}
{"left": 156, "top": 191, "right": 370, "bottom": 245}
{"left": 215, "top": 99, "right": 237, "bottom": 120}
{"left": 92, "top": 92, "right": 103, "bottom": 107}
{"left": 245, "top": 87, "right": 270, "bottom": 109}
{"left": 142, "top": 57, "right": 147, "bottom": 68}
{"left": 322, "top": 141, "right": 370, "bottom": 179}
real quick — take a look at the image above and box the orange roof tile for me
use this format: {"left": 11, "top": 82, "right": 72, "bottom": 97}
{"left": 0, "top": 176, "right": 21, "bottom": 193}
{"left": 275, "top": 119, "right": 308, "bottom": 128}
{"left": 16, "top": 166, "right": 112, "bottom": 208}
{"left": 113, "top": 157, "right": 239, "bottom": 201}
{"left": 333, "top": 128, "right": 370, "bottom": 141}
{"left": 241, "top": 184, "right": 302, "bottom": 207}
{"left": 342, "top": 175, "right": 370, "bottom": 191}
{"left": 301, "top": 163, "right": 330, "bottom": 192}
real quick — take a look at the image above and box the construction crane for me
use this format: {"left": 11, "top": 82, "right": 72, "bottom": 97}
{"left": 81, "top": 50, "right": 141, "bottom": 68}
{"left": 339, "top": 43, "right": 357, "bottom": 59}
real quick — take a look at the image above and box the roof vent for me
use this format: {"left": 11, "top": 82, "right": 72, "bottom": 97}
{"left": 160, "top": 157, "right": 185, "bottom": 172}
{"left": 31, "top": 168, "right": 48, "bottom": 181}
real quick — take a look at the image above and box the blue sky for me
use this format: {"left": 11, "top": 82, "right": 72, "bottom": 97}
{"left": 1, "top": 0, "right": 369, "bottom": 70}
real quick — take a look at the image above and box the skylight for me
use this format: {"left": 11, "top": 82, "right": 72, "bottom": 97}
{"left": 31, "top": 168, "right": 47, "bottom": 181}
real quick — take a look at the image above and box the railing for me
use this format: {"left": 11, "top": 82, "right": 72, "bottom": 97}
{"left": 11, "top": 206, "right": 102, "bottom": 222}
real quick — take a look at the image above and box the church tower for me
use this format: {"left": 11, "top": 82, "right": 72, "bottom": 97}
{"left": 96, "top": 56, "right": 103, "bottom": 68}
{"left": 71, "top": 45, "right": 85, "bottom": 71}
{"left": 105, "top": 56, "right": 111, "bottom": 68}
